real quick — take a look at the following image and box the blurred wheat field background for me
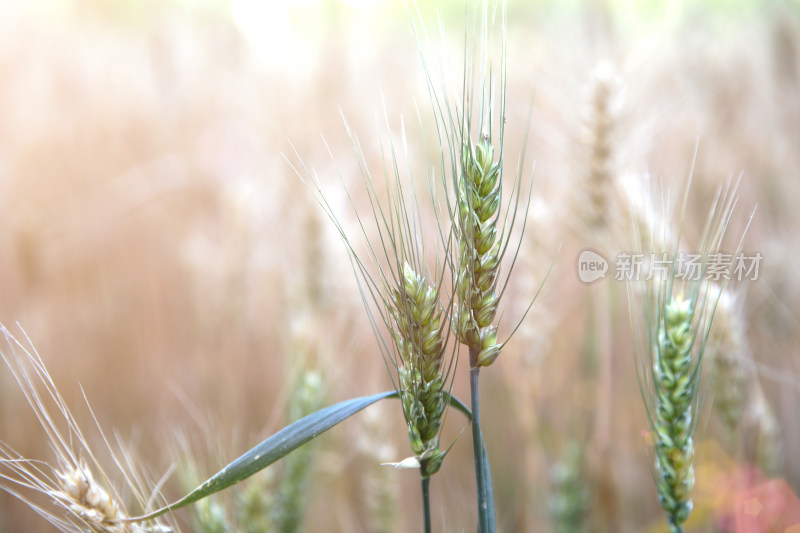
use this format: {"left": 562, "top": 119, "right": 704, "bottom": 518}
{"left": 0, "top": 0, "right": 799, "bottom": 531}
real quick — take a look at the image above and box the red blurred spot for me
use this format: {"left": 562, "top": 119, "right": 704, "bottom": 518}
{"left": 732, "top": 479, "right": 800, "bottom": 532}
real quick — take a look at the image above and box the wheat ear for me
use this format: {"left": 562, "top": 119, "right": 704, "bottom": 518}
{"left": 454, "top": 136, "right": 505, "bottom": 368}
{"left": 652, "top": 295, "right": 697, "bottom": 531}
{"left": 628, "top": 164, "right": 752, "bottom": 533}
{"left": 705, "top": 286, "right": 749, "bottom": 442}
{"left": 548, "top": 441, "right": 590, "bottom": 533}
{"left": 392, "top": 262, "right": 448, "bottom": 476}
{"left": 293, "top": 72, "right": 458, "bottom": 531}
{"left": 577, "top": 62, "right": 620, "bottom": 238}
{"left": 415, "top": 3, "right": 535, "bottom": 529}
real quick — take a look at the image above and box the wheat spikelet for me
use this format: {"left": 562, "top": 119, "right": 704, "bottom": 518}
{"left": 0, "top": 325, "right": 174, "bottom": 533}
{"left": 53, "top": 463, "right": 126, "bottom": 529}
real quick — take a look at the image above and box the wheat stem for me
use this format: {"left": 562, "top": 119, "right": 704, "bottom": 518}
{"left": 469, "top": 362, "right": 489, "bottom": 530}
{"left": 421, "top": 476, "right": 431, "bottom": 533}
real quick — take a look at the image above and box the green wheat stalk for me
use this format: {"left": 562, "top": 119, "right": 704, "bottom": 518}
{"left": 414, "top": 3, "right": 538, "bottom": 529}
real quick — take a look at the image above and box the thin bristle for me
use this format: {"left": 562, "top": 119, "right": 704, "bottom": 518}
{"left": 293, "top": 49, "right": 460, "bottom": 477}
{"left": 0, "top": 325, "right": 175, "bottom": 533}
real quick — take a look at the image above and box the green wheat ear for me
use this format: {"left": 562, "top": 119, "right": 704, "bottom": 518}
{"left": 295, "top": 87, "right": 458, "bottom": 477}
{"left": 412, "top": 3, "right": 532, "bottom": 529}
{"left": 393, "top": 261, "right": 448, "bottom": 476}
{"left": 653, "top": 295, "right": 696, "bottom": 531}
{"left": 454, "top": 135, "right": 504, "bottom": 367}
{"left": 628, "top": 165, "right": 754, "bottom": 533}
{"left": 429, "top": 2, "right": 536, "bottom": 370}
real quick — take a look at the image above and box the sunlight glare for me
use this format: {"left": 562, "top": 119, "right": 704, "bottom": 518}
{"left": 230, "top": 0, "right": 292, "bottom": 62}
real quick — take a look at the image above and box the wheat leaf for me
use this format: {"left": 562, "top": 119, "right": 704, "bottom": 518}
{"left": 121, "top": 390, "right": 471, "bottom": 524}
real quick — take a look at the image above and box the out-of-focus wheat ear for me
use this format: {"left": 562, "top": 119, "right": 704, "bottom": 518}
{"left": 271, "top": 371, "right": 324, "bottom": 533}
{"left": 575, "top": 66, "right": 623, "bottom": 523}
{"left": 357, "top": 404, "right": 397, "bottom": 533}
{"left": 747, "top": 382, "right": 785, "bottom": 478}
{"left": 0, "top": 325, "right": 176, "bottom": 533}
{"left": 234, "top": 472, "right": 274, "bottom": 533}
{"left": 271, "top": 201, "right": 330, "bottom": 531}
{"left": 189, "top": 498, "right": 228, "bottom": 533}
{"left": 548, "top": 441, "right": 590, "bottom": 533}
{"left": 172, "top": 441, "right": 225, "bottom": 533}
{"left": 574, "top": 62, "right": 622, "bottom": 243}
{"left": 172, "top": 422, "right": 275, "bottom": 533}
{"left": 705, "top": 284, "right": 785, "bottom": 476}
{"left": 704, "top": 285, "right": 750, "bottom": 443}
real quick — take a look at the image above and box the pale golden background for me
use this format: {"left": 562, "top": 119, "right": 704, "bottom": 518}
{"left": 0, "top": 0, "right": 798, "bottom": 531}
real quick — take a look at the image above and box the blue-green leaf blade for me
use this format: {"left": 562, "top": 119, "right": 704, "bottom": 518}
{"left": 126, "top": 390, "right": 395, "bottom": 521}
{"left": 178, "top": 390, "right": 396, "bottom": 507}
{"left": 124, "top": 390, "right": 472, "bottom": 524}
